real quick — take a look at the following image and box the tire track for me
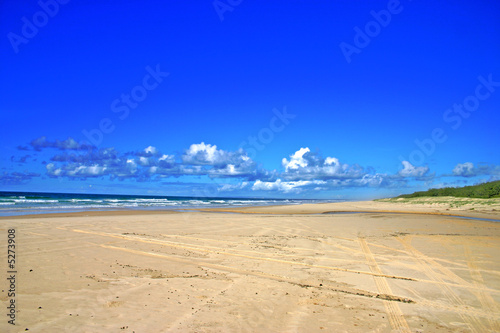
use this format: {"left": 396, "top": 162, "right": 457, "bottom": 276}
{"left": 73, "top": 229, "right": 414, "bottom": 281}
{"left": 397, "top": 236, "right": 474, "bottom": 286}
{"left": 417, "top": 299, "right": 500, "bottom": 321}
{"left": 292, "top": 218, "right": 356, "bottom": 242}
{"left": 159, "top": 233, "right": 368, "bottom": 264}
{"left": 397, "top": 235, "right": 487, "bottom": 333}
{"left": 358, "top": 237, "right": 411, "bottom": 333}
{"left": 464, "top": 244, "right": 500, "bottom": 331}
{"left": 246, "top": 216, "right": 360, "bottom": 250}
{"left": 99, "top": 244, "right": 412, "bottom": 303}
{"left": 66, "top": 229, "right": 500, "bottom": 294}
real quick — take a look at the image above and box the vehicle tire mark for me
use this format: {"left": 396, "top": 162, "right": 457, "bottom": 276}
{"left": 358, "top": 237, "right": 411, "bottom": 333}
{"left": 464, "top": 244, "right": 500, "bottom": 331}
{"left": 73, "top": 229, "right": 414, "bottom": 281}
{"left": 397, "top": 235, "right": 487, "bottom": 333}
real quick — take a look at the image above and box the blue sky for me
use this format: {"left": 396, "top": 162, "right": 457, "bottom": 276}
{"left": 1, "top": 0, "right": 499, "bottom": 199}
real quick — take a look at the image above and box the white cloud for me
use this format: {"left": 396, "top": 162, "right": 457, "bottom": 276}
{"left": 182, "top": 142, "right": 220, "bottom": 165}
{"left": 253, "top": 179, "right": 295, "bottom": 193}
{"left": 252, "top": 179, "right": 324, "bottom": 193}
{"left": 70, "top": 165, "right": 107, "bottom": 177}
{"left": 398, "top": 161, "right": 429, "bottom": 177}
{"left": 325, "top": 157, "right": 339, "bottom": 165}
{"left": 59, "top": 138, "right": 80, "bottom": 150}
{"left": 138, "top": 156, "right": 150, "bottom": 166}
{"left": 144, "top": 146, "right": 158, "bottom": 155}
{"left": 47, "top": 163, "right": 107, "bottom": 178}
{"left": 34, "top": 139, "right": 446, "bottom": 193}
{"left": 218, "top": 182, "right": 249, "bottom": 192}
{"left": 451, "top": 162, "right": 500, "bottom": 178}
{"left": 355, "top": 174, "right": 384, "bottom": 186}
{"left": 125, "top": 159, "right": 137, "bottom": 175}
{"left": 452, "top": 162, "right": 475, "bottom": 177}
{"left": 209, "top": 164, "right": 238, "bottom": 176}
{"left": 180, "top": 142, "right": 260, "bottom": 178}
{"left": 282, "top": 147, "right": 310, "bottom": 171}
{"left": 30, "top": 136, "right": 93, "bottom": 151}
{"left": 46, "top": 163, "right": 62, "bottom": 176}
{"left": 159, "top": 154, "right": 174, "bottom": 162}
{"left": 281, "top": 148, "right": 364, "bottom": 181}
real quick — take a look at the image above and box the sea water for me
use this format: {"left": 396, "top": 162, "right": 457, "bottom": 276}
{"left": 0, "top": 191, "right": 336, "bottom": 216}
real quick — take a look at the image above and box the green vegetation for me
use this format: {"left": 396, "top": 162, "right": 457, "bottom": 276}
{"left": 376, "top": 197, "right": 499, "bottom": 207}
{"left": 396, "top": 180, "right": 500, "bottom": 199}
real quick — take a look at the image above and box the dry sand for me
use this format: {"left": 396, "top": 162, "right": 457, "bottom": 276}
{"left": 1, "top": 199, "right": 500, "bottom": 332}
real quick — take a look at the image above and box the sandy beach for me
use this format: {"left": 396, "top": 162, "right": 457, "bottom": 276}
{"left": 1, "top": 199, "right": 500, "bottom": 332}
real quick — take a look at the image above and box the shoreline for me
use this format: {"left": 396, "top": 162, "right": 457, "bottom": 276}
{"left": 1, "top": 198, "right": 499, "bottom": 220}
{"left": 199, "top": 198, "right": 500, "bottom": 220}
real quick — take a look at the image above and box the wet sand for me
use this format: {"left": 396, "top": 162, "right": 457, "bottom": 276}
{"left": 1, "top": 200, "right": 499, "bottom": 332}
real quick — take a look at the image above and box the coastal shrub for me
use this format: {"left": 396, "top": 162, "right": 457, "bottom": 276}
{"left": 397, "top": 180, "right": 500, "bottom": 199}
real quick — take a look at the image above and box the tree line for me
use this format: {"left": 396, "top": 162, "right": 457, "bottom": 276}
{"left": 398, "top": 180, "right": 500, "bottom": 199}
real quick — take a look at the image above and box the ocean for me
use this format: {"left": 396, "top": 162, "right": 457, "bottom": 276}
{"left": 0, "top": 191, "right": 336, "bottom": 216}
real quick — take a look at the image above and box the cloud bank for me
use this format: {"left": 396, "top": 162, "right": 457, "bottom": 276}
{"left": 452, "top": 162, "right": 500, "bottom": 179}
{"left": 4, "top": 136, "right": 499, "bottom": 193}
